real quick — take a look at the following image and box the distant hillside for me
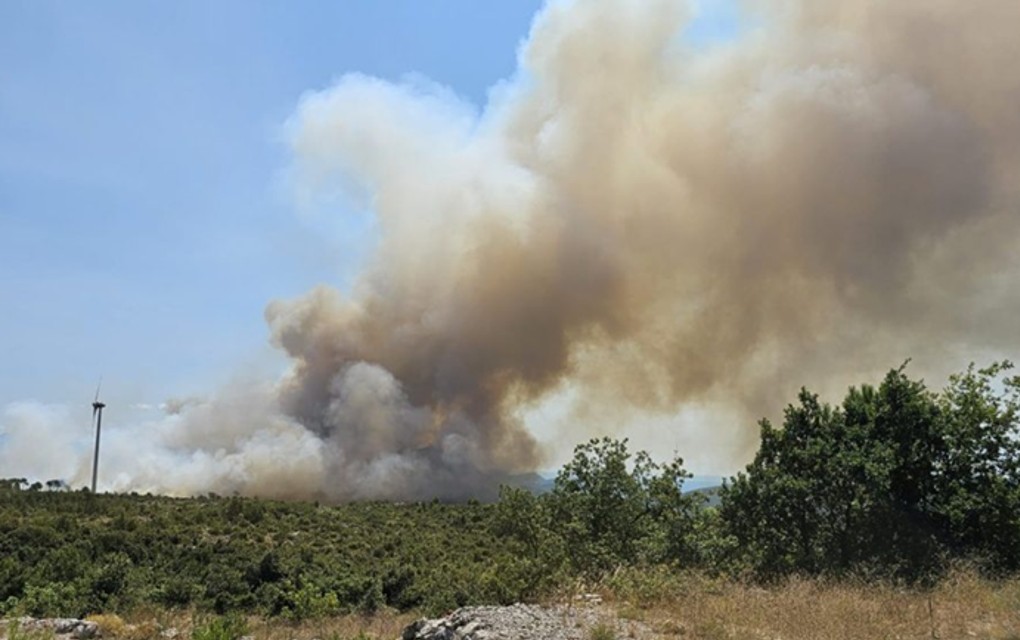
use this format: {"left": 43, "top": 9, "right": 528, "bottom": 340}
{"left": 684, "top": 476, "right": 725, "bottom": 492}
{"left": 514, "top": 473, "right": 724, "bottom": 498}
{"left": 503, "top": 472, "right": 554, "bottom": 494}
{"left": 687, "top": 484, "right": 723, "bottom": 507}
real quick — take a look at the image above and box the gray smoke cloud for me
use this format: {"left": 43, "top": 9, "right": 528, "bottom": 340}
{"left": 3, "top": 0, "right": 1018, "bottom": 500}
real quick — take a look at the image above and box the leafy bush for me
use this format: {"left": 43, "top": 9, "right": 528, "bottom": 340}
{"left": 722, "top": 362, "right": 1020, "bottom": 582}
{"left": 191, "top": 614, "right": 248, "bottom": 640}
{"left": 496, "top": 437, "right": 702, "bottom": 576}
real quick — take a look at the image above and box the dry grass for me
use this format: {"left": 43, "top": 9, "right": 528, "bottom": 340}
{"left": 68, "top": 570, "right": 1020, "bottom": 640}
{"left": 244, "top": 612, "right": 416, "bottom": 640}
{"left": 108, "top": 608, "right": 414, "bottom": 640}
{"left": 84, "top": 614, "right": 128, "bottom": 638}
{"left": 589, "top": 567, "right": 1020, "bottom": 639}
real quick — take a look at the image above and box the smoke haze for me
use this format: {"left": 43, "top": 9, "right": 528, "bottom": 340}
{"left": 3, "top": 0, "right": 1019, "bottom": 500}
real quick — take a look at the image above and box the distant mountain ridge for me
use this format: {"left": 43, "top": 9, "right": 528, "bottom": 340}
{"left": 507, "top": 473, "right": 724, "bottom": 502}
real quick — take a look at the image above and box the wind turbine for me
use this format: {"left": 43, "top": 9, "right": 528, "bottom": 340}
{"left": 90, "top": 379, "right": 106, "bottom": 494}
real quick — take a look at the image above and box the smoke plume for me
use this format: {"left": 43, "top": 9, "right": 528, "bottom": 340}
{"left": 3, "top": 0, "right": 1019, "bottom": 500}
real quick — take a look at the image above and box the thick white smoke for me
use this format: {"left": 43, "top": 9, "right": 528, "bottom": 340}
{"left": 3, "top": 0, "right": 1019, "bottom": 499}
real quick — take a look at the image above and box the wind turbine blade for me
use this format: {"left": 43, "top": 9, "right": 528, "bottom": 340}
{"left": 94, "top": 377, "right": 103, "bottom": 404}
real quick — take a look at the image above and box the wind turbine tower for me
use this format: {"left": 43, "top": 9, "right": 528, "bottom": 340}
{"left": 90, "top": 381, "right": 106, "bottom": 494}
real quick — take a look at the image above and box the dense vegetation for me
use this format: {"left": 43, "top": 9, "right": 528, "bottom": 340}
{"left": 723, "top": 362, "right": 1020, "bottom": 582}
{"left": 0, "top": 492, "right": 527, "bottom": 618}
{"left": 1, "top": 362, "right": 1018, "bottom": 621}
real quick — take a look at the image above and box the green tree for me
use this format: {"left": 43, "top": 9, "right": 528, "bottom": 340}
{"left": 934, "top": 362, "right": 1020, "bottom": 572}
{"left": 546, "top": 437, "right": 700, "bottom": 573}
{"left": 721, "top": 362, "right": 1020, "bottom": 582}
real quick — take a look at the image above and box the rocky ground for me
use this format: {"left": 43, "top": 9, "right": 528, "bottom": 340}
{"left": 3, "top": 601, "right": 656, "bottom": 640}
{"left": 402, "top": 600, "right": 657, "bottom": 640}
{"left": 0, "top": 618, "right": 100, "bottom": 640}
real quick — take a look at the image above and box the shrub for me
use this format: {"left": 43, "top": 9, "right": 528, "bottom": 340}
{"left": 588, "top": 622, "right": 617, "bottom": 640}
{"left": 191, "top": 614, "right": 248, "bottom": 640}
{"left": 85, "top": 614, "right": 127, "bottom": 638}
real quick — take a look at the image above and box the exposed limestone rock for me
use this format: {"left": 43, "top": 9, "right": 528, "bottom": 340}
{"left": 1, "top": 617, "right": 100, "bottom": 640}
{"left": 401, "top": 603, "right": 649, "bottom": 640}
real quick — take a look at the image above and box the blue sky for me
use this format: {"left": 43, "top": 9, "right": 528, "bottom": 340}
{"left": 1, "top": 1, "right": 740, "bottom": 412}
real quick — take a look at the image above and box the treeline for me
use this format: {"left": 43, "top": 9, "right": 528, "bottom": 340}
{"left": 498, "top": 362, "right": 1020, "bottom": 586}
{"left": 1, "top": 362, "right": 1018, "bottom": 620}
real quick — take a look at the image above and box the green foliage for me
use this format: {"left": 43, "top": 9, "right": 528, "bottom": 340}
{"left": 548, "top": 437, "right": 701, "bottom": 572}
{"left": 491, "top": 485, "right": 569, "bottom": 592}
{"left": 494, "top": 437, "right": 703, "bottom": 577}
{"left": 0, "top": 487, "right": 542, "bottom": 617}
{"left": 722, "top": 362, "right": 1020, "bottom": 582}
{"left": 588, "top": 622, "right": 617, "bottom": 640}
{"left": 2, "top": 361, "right": 1019, "bottom": 615}
{"left": 191, "top": 614, "right": 248, "bottom": 640}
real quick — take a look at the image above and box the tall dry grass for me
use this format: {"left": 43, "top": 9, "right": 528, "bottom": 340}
{"left": 110, "top": 608, "right": 414, "bottom": 640}
{"left": 60, "top": 568, "right": 1020, "bottom": 639}
{"left": 590, "top": 566, "right": 1020, "bottom": 639}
